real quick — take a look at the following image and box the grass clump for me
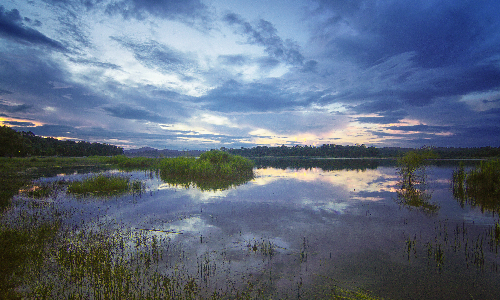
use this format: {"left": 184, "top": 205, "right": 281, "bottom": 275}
{"left": 452, "top": 159, "right": 500, "bottom": 213}
{"left": 159, "top": 150, "right": 254, "bottom": 191}
{"left": 396, "top": 149, "right": 439, "bottom": 214}
{"left": 67, "top": 174, "right": 143, "bottom": 196}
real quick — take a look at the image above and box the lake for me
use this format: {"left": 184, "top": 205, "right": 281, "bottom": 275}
{"left": 8, "top": 158, "right": 500, "bottom": 299}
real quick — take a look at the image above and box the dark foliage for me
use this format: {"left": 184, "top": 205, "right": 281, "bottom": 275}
{"left": 0, "top": 126, "right": 123, "bottom": 157}
{"left": 227, "top": 144, "right": 379, "bottom": 158}
{"left": 228, "top": 144, "right": 500, "bottom": 159}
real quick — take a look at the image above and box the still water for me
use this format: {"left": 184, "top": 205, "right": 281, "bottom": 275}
{"left": 26, "top": 160, "right": 500, "bottom": 299}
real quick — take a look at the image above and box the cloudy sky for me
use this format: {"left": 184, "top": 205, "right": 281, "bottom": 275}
{"left": 1, "top": 0, "right": 499, "bottom": 150}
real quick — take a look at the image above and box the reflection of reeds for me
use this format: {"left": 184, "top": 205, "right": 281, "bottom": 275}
{"left": 395, "top": 150, "right": 438, "bottom": 214}
{"left": 159, "top": 150, "right": 254, "bottom": 191}
{"left": 452, "top": 160, "right": 500, "bottom": 213}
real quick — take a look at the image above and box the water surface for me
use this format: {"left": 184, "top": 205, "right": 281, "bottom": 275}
{"left": 16, "top": 160, "right": 500, "bottom": 299}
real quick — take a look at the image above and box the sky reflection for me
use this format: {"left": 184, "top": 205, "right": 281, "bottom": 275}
{"left": 17, "top": 164, "right": 500, "bottom": 299}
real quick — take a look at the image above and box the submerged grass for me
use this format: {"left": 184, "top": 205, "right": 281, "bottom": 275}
{"left": 452, "top": 159, "right": 500, "bottom": 213}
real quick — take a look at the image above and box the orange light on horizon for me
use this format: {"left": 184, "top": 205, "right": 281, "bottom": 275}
{"left": 0, "top": 117, "right": 45, "bottom": 128}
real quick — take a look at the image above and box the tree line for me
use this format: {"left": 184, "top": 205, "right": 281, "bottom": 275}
{"left": 0, "top": 126, "right": 123, "bottom": 157}
{"left": 226, "top": 144, "right": 379, "bottom": 158}
{"left": 226, "top": 144, "right": 500, "bottom": 159}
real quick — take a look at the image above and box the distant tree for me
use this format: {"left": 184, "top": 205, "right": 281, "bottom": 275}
{"left": 0, "top": 126, "right": 124, "bottom": 157}
{"left": 0, "top": 126, "right": 24, "bottom": 157}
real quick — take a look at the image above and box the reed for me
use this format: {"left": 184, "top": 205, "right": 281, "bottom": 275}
{"left": 159, "top": 150, "right": 254, "bottom": 190}
{"left": 452, "top": 159, "right": 500, "bottom": 213}
{"left": 67, "top": 174, "right": 144, "bottom": 196}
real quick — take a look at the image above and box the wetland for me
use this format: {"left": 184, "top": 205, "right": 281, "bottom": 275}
{"left": 1, "top": 155, "right": 500, "bottom": 299}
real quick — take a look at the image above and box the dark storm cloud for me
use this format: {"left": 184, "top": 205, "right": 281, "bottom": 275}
{"left": 0, "top": 102, "right": 33, "bottom": 113}
{"left": 4, "top": 120, "right": 36, "bottom": 127}
{"left": 223, "top": 13, "right": 304, "bottom": 65}
{"left": 0, "top": 6, "right": 66, "bottom": 51}
{"left": 198, "top": 79, "right": 302, "bottom": 112}
{"left": 102, "top": 104, "right": 167, "bottom": 123}
{"left": 0, "top": 89, "right": 13, "bottom": 95}
{"left": 105, "top": 0, "right": 209, "bottom": 24}
{"left": 111, "top": 37, "right": 196, "bottom": 74}
{"left": 314, "top": 0, "right": 500, "bottom": 68}
{"left": 385, "top": 124, "right": 452, "bottom": 133}
{"left": 0, "top": 50, "right": 103, "bottom": 109}
{"left": 311, "top": 0, "right": 500, "bottom": 110}
{"left": 23, "top": 124, "right": 78, "bottom": 137}
{"left": 355, "top": 115, "right": 404, "bottom": 125}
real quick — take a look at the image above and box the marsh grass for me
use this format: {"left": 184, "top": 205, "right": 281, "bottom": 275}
{"left": 396, "top": 150, "right": 438, "bottom": 214}
{"left": 67, "top": 174, "right": 144, "bottom": 196}
{"left": 159, "top": 150, "right": 254, "bottom": 191}
{"left": 1, "top": 155, "right": 389, "bottom": 299}
{"left": 452, "top": 159, "right": 500, "bottom": 213}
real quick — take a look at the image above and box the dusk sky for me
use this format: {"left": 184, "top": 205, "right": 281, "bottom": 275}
{"left": 1, "top": 0, "right": 500, "bottom": 150}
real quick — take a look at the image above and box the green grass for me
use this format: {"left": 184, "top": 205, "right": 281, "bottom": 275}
{"left": 67, "top": 174, "right": 144, "bottom": 196}
{"left": 396, "top": 149, "right": 438, "bottom": 214}
{"left": 159, "top": 150, "right": 254, "bottom": 191}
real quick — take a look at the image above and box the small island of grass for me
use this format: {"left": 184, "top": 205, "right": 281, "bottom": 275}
{"left": 67, "top": 174, "right": 144, "bottom": 196}
{"left": 159, "top": 150, "right": 254, "bottom": 191}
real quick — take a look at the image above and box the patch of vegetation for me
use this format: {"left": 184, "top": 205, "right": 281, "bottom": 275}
{"left": 396, "top": 149, "right": 439, "bottom": 214}
{"left": 159, "top": 150, "right": 254, "bottom": 191}
{"left": 452, "top": 159, "right": 500, "bottom": 213}
{"left": 67, "top": 174, "right": 144, "bottom": 196}
{"left": 104, "top": 155, "right": 161, "bottom": 169}
{"left": 0, "top": 215, "right": 60, "bottom": 299}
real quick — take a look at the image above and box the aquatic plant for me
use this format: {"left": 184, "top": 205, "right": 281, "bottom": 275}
{"left": 67, "top": 174, "right": 144, "bottom": 196}
{"left": 452, "top": 159, "right": 500, "bottom": 213}
{"left": 396, "top": 149, "right": 438, "bottom": 214}
{"left": 159, "top": 150, "right": 254, "bottom": 191}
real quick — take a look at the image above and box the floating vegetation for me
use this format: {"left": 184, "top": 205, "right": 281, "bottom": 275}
{"left": 452, "top": 159, "right": 500, "bottom": 214}
{"left": 159, "top": 150, "right": 254, "bottom": 191}
{"left": 67, "top": 174, "right": 144, "bottom": 196}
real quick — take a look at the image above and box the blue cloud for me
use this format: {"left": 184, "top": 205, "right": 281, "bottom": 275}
{"left": 223, "top": 13, "right": 304, "bottom": 66}
{"left": 0, "top": 6, "right": 66, "bottom": 51}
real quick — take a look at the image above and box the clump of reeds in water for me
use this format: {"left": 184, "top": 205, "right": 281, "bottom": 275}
{"left": 159, "top": 150, "right": 254, "bottom": 191}
{"left": 67, "top": 174, "right": 144, "bottom": 196}
{"left": 452, "top": 159, "right": 500, "bottom": 213}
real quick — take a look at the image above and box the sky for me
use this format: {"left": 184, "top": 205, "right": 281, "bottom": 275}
{"left": 1, "top": 0, "right": 499, "bottom": 150}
